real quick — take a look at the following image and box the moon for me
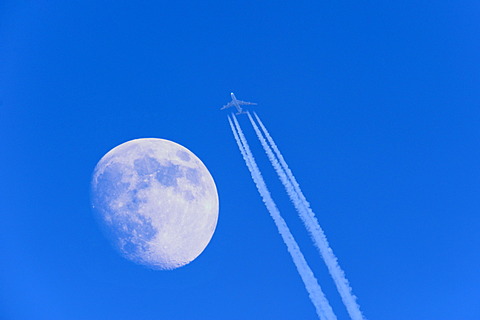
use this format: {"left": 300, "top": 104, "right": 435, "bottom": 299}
{"left": 91, "top": 138, "right": 219, "bottom": 270}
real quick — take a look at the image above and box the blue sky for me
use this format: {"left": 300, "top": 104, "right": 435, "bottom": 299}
{"left": 1, "top": 1, "right": 479, "bottom": 319}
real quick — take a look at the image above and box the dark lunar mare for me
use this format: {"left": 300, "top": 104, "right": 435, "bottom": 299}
{"left": 155, "top": 162, "right": 182, "bottom": 187}
{"left": 185, "top": 167, "right": 200, "bottom": 185}
{"left": 134, "top": 156, "right": 161, "bottom": 176}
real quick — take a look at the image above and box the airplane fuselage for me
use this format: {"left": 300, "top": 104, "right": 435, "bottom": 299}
{"left": 230, "top": 93, "right": 242, "bottom": 113}
{"left": 221, "top": 92, "right": 257, "bottom": 115}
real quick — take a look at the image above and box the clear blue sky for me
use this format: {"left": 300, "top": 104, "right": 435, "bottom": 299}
{"left": 1, "top": 1, "right": 479, "bottom": 319}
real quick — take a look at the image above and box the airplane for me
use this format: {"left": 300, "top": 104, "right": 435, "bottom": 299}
{"left": 220, "top": 92, "right": 257, "bottom": 115}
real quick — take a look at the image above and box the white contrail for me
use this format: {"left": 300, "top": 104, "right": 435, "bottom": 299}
{"left": 250, "top": 112, "right": 365, "bottom": 320}
{"left": 228, "top": 115, "right": 337, "bottom": 320}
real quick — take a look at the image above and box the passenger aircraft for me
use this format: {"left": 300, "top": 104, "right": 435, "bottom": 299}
{"left": 220, "top": 92, "right": 257, "bottom": 115}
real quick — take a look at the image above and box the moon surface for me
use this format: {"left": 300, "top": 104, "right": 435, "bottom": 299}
{"left": 91, "top": 138, "right": 219, "bottom": 270}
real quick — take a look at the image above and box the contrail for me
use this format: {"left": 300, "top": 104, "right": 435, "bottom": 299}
{"left": 228, "top": 114, "right": 337, "bottom": 320}
{"left": 249, "top": 112, "right": 365, "bottom": 320}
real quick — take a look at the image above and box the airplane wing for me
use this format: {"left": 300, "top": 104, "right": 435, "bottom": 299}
{"left": 220, "top": 101, "right": 235, "bottom": 110}
{"left": 237, "top": 100, "right": 257, "bottom": 106}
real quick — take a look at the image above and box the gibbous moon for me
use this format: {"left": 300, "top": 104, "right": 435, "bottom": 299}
{"left": 91, "top": 138, "right": 219, "bottom": 270}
